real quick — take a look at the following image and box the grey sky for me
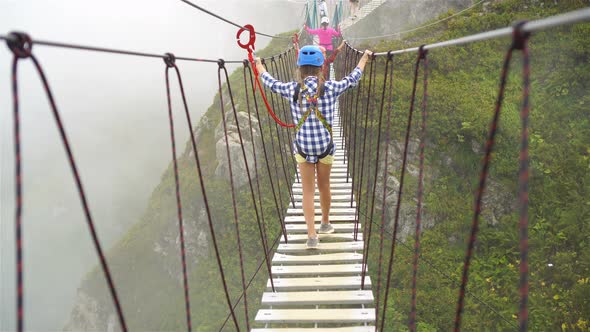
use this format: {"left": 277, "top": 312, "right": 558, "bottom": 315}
{"left": 0, "top": 0, "right": 304, "bottom": 330}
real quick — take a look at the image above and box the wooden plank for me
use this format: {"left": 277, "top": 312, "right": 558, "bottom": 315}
{"left": 255, "top": 308, "right": 375, "bottom": 323}
{"left": 271, "top": 263, "right": 365, "bottom": 276}
{"left": 272, "top": 252, "right": 363, "bottom": 264}
{"left": 280, "top": 233, "right": 362, "bottom": 243}
{"left": 285, "top": 223, "right": 359, "bottom": 234}
{"left": 292, "top": 194, "right": 354, "bottom": 202}
{"left": 297, "top": 167, "right": 348, "bottom": 173}
{"left": 293, "top": 176, "right": 351, "bottom": 183}
{"left": 295, "top": 173, "right": 350, "bottom": 179}
{"left": 291, "top": 188, "right": 352, "bottom": 195}
{"left": 291, "top": 183, "right": 352, "bottom": 190}
{"left": 266, "top": 276, "right": 372, "bottom": 291}
{"left": 286, "top": 207, "right": 357, "bottom": 216}
{"left": 297, "top": 169, "right": 352, "bottom": 178}
{"left": 284, "top": 215, "right": 356, "bottom": 223}
{"left": 261, "top": 290, "right": 374, "bottom": 305}
{"left": 328, "top": 163, "right": 348, "bottom": 168}
{"left": 292, "top": 201, "right": 356, "bottom": 208}
{"left": 277, "top": 241, "right": 364, "bottom": 253}
{"left": 252, "top": 327, "right": 375, "bottom": 332}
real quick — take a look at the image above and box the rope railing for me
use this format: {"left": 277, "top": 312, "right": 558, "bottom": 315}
{"left": 217, "top": 60, "right": 252, "bottom": 331}
{"left": 163, "top": 53, "right": 195, "bottom": 332}
{"left": 338, "top": 39, "right": 522, "bottom": 330}
{"left": 454, "top": 21, "right": 531, "bottom": 332}
{"left": 409, "top": 46, "right": 429, "bottom": 332}
{"left": 374, "top": 50, "right": 394, "bottom": 327}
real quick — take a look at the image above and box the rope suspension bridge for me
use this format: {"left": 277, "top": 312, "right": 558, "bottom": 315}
{"left": 2, "top": 2, "right": 589, "bottom": 331}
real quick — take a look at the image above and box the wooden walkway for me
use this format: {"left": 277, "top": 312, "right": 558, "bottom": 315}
{"left": 252, "top": 84, "right": 375, "bottom": 331}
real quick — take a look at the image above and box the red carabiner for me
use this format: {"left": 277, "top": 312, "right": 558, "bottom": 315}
{"left": 292, "top": 33, "right": 299, "bottom": 46}
{"left": 236, "top": 24, "right": 256, "bottom": 53}
{"left": 237, "top": 24, "right": 258, "bottom": 77}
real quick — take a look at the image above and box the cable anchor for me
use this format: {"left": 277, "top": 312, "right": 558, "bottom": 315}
{"left": 163, "top": 53, "right": 176, "bottom": 68}
{"left": 6, "top": 32, "right": 33, "bottom": 58}
{"left": 512, "top": 20, "right": 531, "bottom": 50}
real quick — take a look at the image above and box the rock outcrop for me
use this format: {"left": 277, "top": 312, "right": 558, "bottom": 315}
{"left": 214, "top": 104, "right": 262, "bottom": 187}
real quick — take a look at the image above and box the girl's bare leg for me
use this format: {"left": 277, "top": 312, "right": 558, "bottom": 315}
{"left": 299, "top": 162, "right": 317, "bottom": 237}
{"left": 317, "top": 162, "right": 332, "bottom": 224}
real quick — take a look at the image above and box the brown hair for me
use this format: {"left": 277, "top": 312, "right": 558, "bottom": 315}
{"left": 296, "top": 65, "right": 325, "bottom": 109}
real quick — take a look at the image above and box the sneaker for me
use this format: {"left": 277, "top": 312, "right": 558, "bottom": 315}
{"left": 306, "top": 235, "right": 319, "bottom": 249}
{"left": 318, "top": 222, "right": 335, "bottom": 234}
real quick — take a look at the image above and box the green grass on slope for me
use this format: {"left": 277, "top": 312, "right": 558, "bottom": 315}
{"left": 353, "top": 0, "right": 589, "bottom": 331}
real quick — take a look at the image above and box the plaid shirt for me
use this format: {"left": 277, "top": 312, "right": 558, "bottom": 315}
{"left": 261, "top": 67, "right": 363, "bottom": 163}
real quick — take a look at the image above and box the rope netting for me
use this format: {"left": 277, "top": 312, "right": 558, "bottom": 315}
{"left": 2, "top": 5, "right": 589, "bottom": 332}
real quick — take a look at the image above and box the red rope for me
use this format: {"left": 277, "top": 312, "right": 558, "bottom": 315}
{"left": 409, "top": 46, "right": 429, "bottom": 332}
{"left": 237, "top": 25, "right": 295, "bottom": 128}
{"left": 6, "top": 32, "right": 127, "bottom": 332}
{"left": 454, "top": 22, "right": 531, "bottom": 331}
{"left": 163, "top": 53, "right": 192, "bottom": 331}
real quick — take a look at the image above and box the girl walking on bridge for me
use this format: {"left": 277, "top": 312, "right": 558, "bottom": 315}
{"left": 256, "top": 45, "right": 371, "bottom": 248}
{"left": 305, "top": 17, "right": 341, "bottom": 57}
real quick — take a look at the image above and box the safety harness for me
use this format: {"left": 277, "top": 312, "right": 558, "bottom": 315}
{"left": 293, "top": 84, "right": 333, "bottom": 160}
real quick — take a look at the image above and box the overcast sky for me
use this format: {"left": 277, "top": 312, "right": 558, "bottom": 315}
{"left": 0, "top": 0, "right": 304, "bottom": 330}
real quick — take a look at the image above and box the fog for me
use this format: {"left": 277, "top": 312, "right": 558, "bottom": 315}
{"left": 0, "top": 0, "right": 303, "bottom": 330}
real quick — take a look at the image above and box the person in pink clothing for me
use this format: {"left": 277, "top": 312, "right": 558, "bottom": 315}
{"left": 305, "top": 17, "right": 341, "bottom": 57}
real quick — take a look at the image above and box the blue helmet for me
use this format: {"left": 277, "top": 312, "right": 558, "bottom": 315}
{"left": 297, "top": 45, "right": 324, "bottom": 67}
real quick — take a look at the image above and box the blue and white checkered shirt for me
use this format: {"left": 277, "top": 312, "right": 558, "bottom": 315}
{"left": 261, "top": 67, "right": 363, "bottom": 163}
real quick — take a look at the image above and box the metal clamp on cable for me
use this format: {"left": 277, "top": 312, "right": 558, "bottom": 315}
{"left": 217, "top": 58, "right": 225, "bottom": 69}
{"left": 512, "top": 20, "right": 531, "bottom": 50}
{"left": 418, "top": 44, "right": 428, "bottom": 59}
{"left": 6, "top": 32, "right": 33, "bottom": 58}
{"left": 387, "top": 50, "right": 394, "bottom": 61}
{"left": 163, "top": 53, "right": 176, "bottom": 68}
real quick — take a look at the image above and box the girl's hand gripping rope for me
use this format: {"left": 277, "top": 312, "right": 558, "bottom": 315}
{"left": 236, "top": 25, "right": 295, "bottom": 128}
